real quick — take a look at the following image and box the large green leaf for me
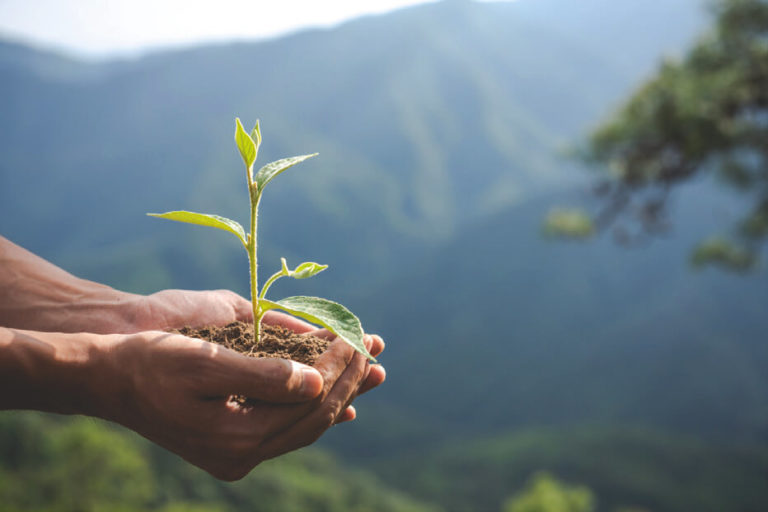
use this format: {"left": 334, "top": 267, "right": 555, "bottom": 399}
{"left": 235, "top": 118, "right": 257, "bottom": 177}
{"left": 260, "top": 296, "right": 373, "bottom": 361}
{"left": 147, "top": 211, "right": 247, "bottom": 248}
{"left": 254, "top": 154, "right": 318, "bottom": 192}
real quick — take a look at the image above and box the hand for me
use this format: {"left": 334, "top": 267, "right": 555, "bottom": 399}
{"left": 101, "top": 330, "right": 385, "bottom": 481}
{"left": 128, "top": 288, "right": 252, "bottom": 332}
{"left": 0, "top": 235, "right": 387, "bottom": 477}
{"left": 0, "top": 235, "right": 268, "bottom": 334}
{"left": 130, "top": 288, "right": 324, "bottom": 334}
{"left": 133, "top": 288, "right": 386, "bottom": 420}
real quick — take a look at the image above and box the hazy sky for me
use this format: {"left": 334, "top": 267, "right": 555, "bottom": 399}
{"left": 0, "top": 0, "right": 442, "bottom": 59}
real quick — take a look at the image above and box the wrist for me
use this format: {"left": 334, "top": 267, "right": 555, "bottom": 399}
{"left": 0, "top": 237, "right": 143, "bottom": 333}
{"left": 58, "top": 283, "right": 143, "bottom": 334}
{"left": 0, "top": 327, "right": 123, "bottom": 418}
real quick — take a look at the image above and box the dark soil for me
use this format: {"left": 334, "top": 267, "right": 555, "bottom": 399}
{"left": 172, "top": 321, "right": 331, "bottom": 366}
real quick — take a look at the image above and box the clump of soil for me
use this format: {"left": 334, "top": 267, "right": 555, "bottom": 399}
{"left": 172, "top": 321, "right": 331, "bottom": 366}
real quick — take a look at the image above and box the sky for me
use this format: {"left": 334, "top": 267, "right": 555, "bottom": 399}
{"left": 0, "top": 0, "right": 444, "bottom": 59}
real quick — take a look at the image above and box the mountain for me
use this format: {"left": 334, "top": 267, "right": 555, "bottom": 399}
{"left": 0, "top": 411, "right": 439, "bottom": 511}
{"left": 4, "top": 1, "right": 766, "bottom": 510}
{"left": 0, "top": 0, "right": 709, "bottom": 295}
{"left": 374, "top": 426, "right": 768, "bottom": 512}
{"left": 324, "top": 180, "right": 768, "bottom": 510}
{"left": 334, "top": 181, "right": 768, "bottom": 453}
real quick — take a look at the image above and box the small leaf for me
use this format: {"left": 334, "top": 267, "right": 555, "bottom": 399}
{"left": 235, "top": 118, "right": 257, "bottom": 175}
{"left": 254, "top": 154, "right": 318, "bottom": 192}
{"left": 250, "top": 119, "right": 262, "bottom": 149}
{"left": 260, "top": 296, "right": 373, "bottom": 361}
{"left": 147, "top": 211, "right": 247, "bottom": 248}
{"left": 291, "top": 261, "right": 328, "bottom": 279}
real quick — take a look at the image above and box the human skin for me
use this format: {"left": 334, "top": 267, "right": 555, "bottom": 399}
{"left": 0, "top": 235, "right": 386, "bottom": 480}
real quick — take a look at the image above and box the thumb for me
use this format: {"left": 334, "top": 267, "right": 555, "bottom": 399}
{"left": 207, "top": 350, "right": 324, "bottom": 403}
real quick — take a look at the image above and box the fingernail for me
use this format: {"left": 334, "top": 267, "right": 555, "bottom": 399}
{"left": 300, "top": 366, "right": 323, "bottom": 397}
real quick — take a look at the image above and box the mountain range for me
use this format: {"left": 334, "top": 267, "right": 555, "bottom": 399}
{"left": 0, "top": 0, "right": 709, "bottom": 290}
{"left": 3, "top": 1, "right": 767, "bottom": 510}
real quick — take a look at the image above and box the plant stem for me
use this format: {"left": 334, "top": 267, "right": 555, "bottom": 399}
{"left": 259, "top": 270, "right": 283, "bottom": 300}
{"left": 249, "top": 186, "right": 262, "bottom": 344}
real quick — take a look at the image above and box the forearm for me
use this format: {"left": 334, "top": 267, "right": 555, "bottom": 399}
{"left": 0, "top": 326, "right": 119, "bottom": 417}
{"left": 0, "top": 235, "right": 140, "bottom": 333}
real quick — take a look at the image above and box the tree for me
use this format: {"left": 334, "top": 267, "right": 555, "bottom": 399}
{"left": 502, "top": 472, "right": 595, "bottom": 512}
{"left": 580, "top": 0, "right": 768, "bottom": 270}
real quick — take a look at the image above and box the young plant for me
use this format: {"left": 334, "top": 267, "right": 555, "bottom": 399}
{"left": 148, "top": 118, "right": 374, "bottom": 361}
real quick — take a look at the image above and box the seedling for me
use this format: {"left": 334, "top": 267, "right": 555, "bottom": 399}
{"left": 148, "top": 118, "right": 374, "bottom": 361}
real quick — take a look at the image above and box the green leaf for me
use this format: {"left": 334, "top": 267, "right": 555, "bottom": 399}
{"left": 254, "top": 154, "right": 318, "bottom": 192}
{"left": 250, "top": 119, "right": 262, "bottom": 149}
{"left": 235, "top": 118, "right": 257, "bottom": 176}
{"left": 259, "top": 260, "right": 329, "bottom": 300}
{"left": 290, "top": 261, "right": 328, "bottom": 279}
{"left": 260, "top": 296, "right": 374, "bottom": 361}
{"left": 147, "top": 211, "right": 247, "bottom": 248}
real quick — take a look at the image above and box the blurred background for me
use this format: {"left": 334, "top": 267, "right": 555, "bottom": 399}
{"left": 1, "top": 0, "right": 767, "bottom": 510}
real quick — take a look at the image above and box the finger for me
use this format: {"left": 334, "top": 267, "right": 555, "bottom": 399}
{"left": 242, "top": 337, "right": 358, "bottom": 435}
{"left": 258, "top": 349, "right": 368, "bottom": 460}
{"left": 367, "top": 334, "right": 385, "bottom": 358}
{"left": 331, "top": 338, "right": 379, "bottom": 420}
{"left": 305, "top": 328, "right": 335, "bottom": 341}
{"left": 215, "top": 289, "right": 253, "bottom": 323}
{"left": 302, "top": 332, "right": 384, "bottom": 359}
{"left": 333, "top": 365, "right": 370, "bottom": 423}
{"left": 358, "top": 364, "right": 386, "bottom": 395}
{"left": 335, "top": 405, "right": 356, "bottom": 424}
{"left": 262, "top": 310, "right": 316, "bottom": 333}
{"left": 312, "top": 337, "right": 356, "bottom": 395}
{"left": 204, "top": 346, "right": 323, "bottom": 402}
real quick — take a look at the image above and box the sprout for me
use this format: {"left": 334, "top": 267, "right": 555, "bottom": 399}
{"left": 148, "top": 118, "right": 374, "bottom": 361}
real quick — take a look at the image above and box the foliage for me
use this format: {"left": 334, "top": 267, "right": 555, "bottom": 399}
{"left": 149, "top": 119, "right": 372, "bottom": 360}
{"left": 2, "top": 3, "right": 766, "bottom": 511}
{"left": 0, "top": 0, "right": 707, "bottom": 299}
{"left": 542, "top": 208, "right": 595, "bottom": 239}
{"left": 0, "top": 413, "right": 155, "bottom": 511}
{"left": 583, "top": 0, "right": 768, "bottom": 268}
{"left": 502, "top": 472, "right": 595, "bottom": 512}
{"left": 373, "top": 426, "right": 768, "bottom": 512}
{"left": 690, "top": 236, "right": 757, "bottom": 270}
{"left": 334, "top": 188, "right": 768, "bottom": 464}
{"left": 0, "top": 412, "right": 437, "bottom": 512}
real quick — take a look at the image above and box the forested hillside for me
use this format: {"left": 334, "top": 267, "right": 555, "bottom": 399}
{"left": 0, "top": 0, "right": 707, "bottom": 293}
{"left": 4, "top": 1, "right": 766, "bottom": 511}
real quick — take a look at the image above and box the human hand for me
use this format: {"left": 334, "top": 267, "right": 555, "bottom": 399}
{"left": 0, "top": 235, "right": 322, "bottom": 335}
{"left": 134, "top": 288, "right": 386, "bottom": 418}
{"left": 98, "top": 329, "right": 385, "bottom": 480}
{"left": 130, "top": 288, "right": 316, "bottom": 334}
{"left": 123, "top": 288, "right": 386, "bottom": 426}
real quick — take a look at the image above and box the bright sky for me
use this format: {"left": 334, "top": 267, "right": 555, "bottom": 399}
{"left": 0, "top": 0, "right": 442, "bottom": 59}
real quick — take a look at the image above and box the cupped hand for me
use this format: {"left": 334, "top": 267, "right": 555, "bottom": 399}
{"left": 100, "top": 329, "right": 385, "bottom": 481}
{"left": 128, "top": 289, "right": 252, "bottom": 332}
{"left": 129, "top": 287, "right": 385, "bottom": 420}
{"left": 130, "top": 289, "right": 325, "bottom": 334}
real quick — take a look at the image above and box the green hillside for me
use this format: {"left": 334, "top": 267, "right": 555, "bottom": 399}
{"left": 0, "top": 0, "right": 708, "bottom": 294}
{"left": 374, "top": 426, "right": 768, "bottom": 512}
{"left": 0, "top": 411, "right": 438, "bottom": 511}
{"left": 337, "top": 184, "right": 768, "bottom": 451}
{"left": 3, "top": 1, "right": 766, "bottom": 511}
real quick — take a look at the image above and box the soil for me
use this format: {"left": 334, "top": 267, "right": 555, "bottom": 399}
{"left": 172, "top": 321, "right": 331, "bottom": 366}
